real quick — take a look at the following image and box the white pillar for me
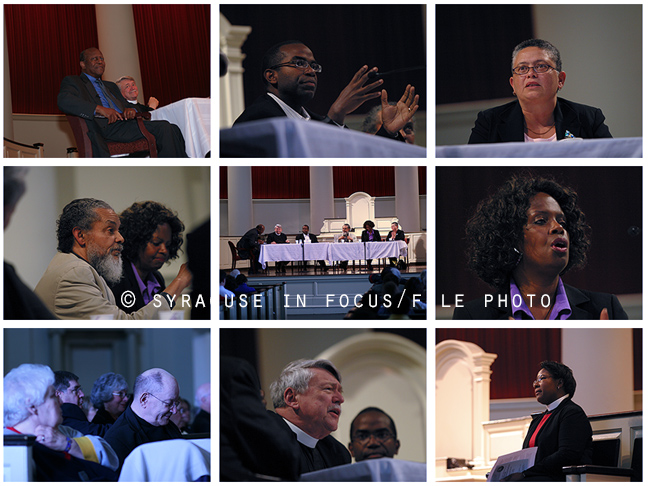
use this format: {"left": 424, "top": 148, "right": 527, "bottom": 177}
{"left": 309, "top": 167, "right": 334, "bottom": 233}
{"left": 562, "top": 328, "right": 634, "bottom": 415}
{"left": 4, "top": 19, "right": 14, "bottom": 139}
{"left": 395, "top": 166, "right": 420, "bottom": 232}
{"left": 227, "top": 167, "right": 253, "bottom": 236}
{"left": 95, "top": 5, "right": 144, "bottom": 99}
{"left": 219, "top": 13, "right": 251, "bottom": 127}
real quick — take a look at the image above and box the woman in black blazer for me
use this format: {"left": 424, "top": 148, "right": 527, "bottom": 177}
{"left": 468, "top": 39, "right": 612, "bottom": 144}
{"left": 453, "top": 174, "right": 627, "bottom": 320}
{"left": 361, "top": 220, "right": 381, "bottom": 271}
{"left": 500, "top": 361, "right": 592, "bottom": 481}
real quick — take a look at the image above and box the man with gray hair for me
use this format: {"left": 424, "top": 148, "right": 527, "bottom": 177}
{"left": 191, "top": 383, "right": 211, "bottom": 433}
{"left": 104, "top": 368, "right": 183, "bottom": 468}
{"left": 34, "top": 198, "right": 192, "bottom": 319}
{"left": 268, "top": 358, "right": 351, "bottom": 473}
{"left": 115, "top": 76, "right": 159, "bottom": 111}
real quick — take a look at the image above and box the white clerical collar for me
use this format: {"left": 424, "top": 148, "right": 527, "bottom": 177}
{"left": 267, "top": 93, "right": 311, "bottom": 121}
{"left": 282, "top": 417, "right": 319, "bottom": 448}
{"left": 547, "top": 394, "right": 570, "bottom": 411}
{"left": 126, "top": 99, "right": 137, "bottom": 104}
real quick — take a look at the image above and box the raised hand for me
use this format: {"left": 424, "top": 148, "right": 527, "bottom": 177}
{"left": 381, "top": 84, "right": 419, "bottom": 136}
{"left": 327, "top": 65, "right": 383, "bottom": 125}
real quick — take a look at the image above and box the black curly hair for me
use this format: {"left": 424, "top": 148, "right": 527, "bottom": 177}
{"left": 538, "top": 360, "right": 576, "bottom": 397}
{"left": 466, "top": 174, "right": 591, "bottom": 289}
{"left": 119, "top": 201, "right": 185, "bottom": 263}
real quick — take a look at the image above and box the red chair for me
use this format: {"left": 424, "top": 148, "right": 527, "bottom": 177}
{"left": 66, "top": 112, "right": 158, "bottom": 157}
{"left": 228, "top": 241, "right": 245, "bottom": 271}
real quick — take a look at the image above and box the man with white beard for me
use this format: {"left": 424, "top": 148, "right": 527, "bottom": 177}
{"left": 35, "top": 198, "right": 191, "bottom": 319}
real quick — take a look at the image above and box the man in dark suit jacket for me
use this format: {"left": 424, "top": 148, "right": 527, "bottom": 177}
{"left": 468, "top": 97, "right": 613, "bottom": 144}
{"left": 295, "top": 224, "right": 327, "bottom": 271}
{"left": 233, "top": 40, "right": 418, "bottom": 142}
{"left": 453, "top": 283, "right": 628, "bottom": 320}
{"left": 58, "top": 47, "right": 187, "bottom": 157}
{"left": 237, "top": 224, "right": 264, "bottom": 274}
{"left": 269, "top": 358, "right": 351, "bottom": 474}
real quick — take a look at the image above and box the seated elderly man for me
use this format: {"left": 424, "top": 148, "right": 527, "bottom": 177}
{"left": 348, "top": 407, "right": 400, "bottom": 462}
{"left": 4, "top": 364, "right": 119, "bottom": 480}
{"left": 104, "top": 368, "right": 183, "bottom": 468}
{"left": 191, "top": 383, "right": 211, "bottom": 433}
{"left": 268, "top": 359, "right": 351, "bottom": 473}
{"left": 335, "top": 223, "right": 356, "bottom": 271}
{"left": 90, "top": 372, "right": 129, "bottom": 426}
{"left": 266, "top": 224, "right": 289, "bottom": 273}
{"left": 115, "top": 76, "right": 159, "bottom": 111}
{"left": 34, "top": 198, "right": 192, "bottom": 319}
{"left": 55, "top": 370, "right": 110, "bottom": 437}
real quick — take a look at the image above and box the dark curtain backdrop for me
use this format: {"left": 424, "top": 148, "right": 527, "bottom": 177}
{"left": 220, "top": 167, "right": 427, "bottom": 200}
{"left": 132, "top": 5, "right": 210, "bottom": 104}
{"left": 437, "top": 329, "right": 642, "bottom": 398}
{"left": 436, "top": 329, "right": 562, "bottom": 399}
{"left": 436, "top": 167, "right": 642, "bottom": 304}
{"left": 5, "top": 5, "right": 209, "bottom": 115}
{"left": 220, "top": 5, "right": 426, "bottom": 117}
{"left": 436, "top": 5, "right": 533, "bottom": 104}
{"left": 5, "top": 5, "right": 98, "bottom": 114}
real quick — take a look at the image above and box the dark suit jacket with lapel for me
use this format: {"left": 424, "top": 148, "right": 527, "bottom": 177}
{"left": 267, "top": 411, "right": 351, "bottom": 474}
{"left": 386, "top": 229, "right": 406, "bottom": 241}
{"left": 468, "top": 97, "right": 612, "bottom": 144}
{"left": 521, "top": 398, "right": 593, "bottom": 480}
{"left": 61, "top": 403, "right": 111, "bottom": 437}
{"left": 295, "top": 233, "right": 319, "bottom": 243}
{"left": 108, "top": 258, "right": 166, "bottom": 313}
{"left": 453, "top": 283, "right": 628, "bottom": 320}
{"left": 58, "top": 74, "right": 153, "bottom": 157}
{"left": 266, "top": 232, "right": 288, "bottom": 244}
{"left": 233, "top": 93, "right": 331, "bottom": 125}
{"left": 361, "top": 229, "right": 382, "bottom": 242}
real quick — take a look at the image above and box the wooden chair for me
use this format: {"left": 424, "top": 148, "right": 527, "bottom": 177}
{"left": 66, "top": 112, "right": 158, "bottom": 157}
{"left": 3, "top": 138, "right": 44, "bottom": 158}
{"left": 228, "top": 241, "right": 245, "bottom": 271}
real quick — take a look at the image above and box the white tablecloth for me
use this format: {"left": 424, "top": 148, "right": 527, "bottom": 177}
{"left": 151, "top": 97, "right": 211, "bottom": 157}
{"left": 118, "top": 439, "right": 210, "bottom": 481}
{"left": 258, "top": 241, "right": 408, "bottom": 269}
{"left": 436, "top": 137, "right": 642, "bottom": 158}
{"left": 300, "top": 458, "right": 426, "bottom": 482}
{"left": 220, "top": 118, "right": 426, "bottom": 157}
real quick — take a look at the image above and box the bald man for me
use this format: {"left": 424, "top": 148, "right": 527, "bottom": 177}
{"left": 104, "top": 368, "right": 182, "bottom": 468}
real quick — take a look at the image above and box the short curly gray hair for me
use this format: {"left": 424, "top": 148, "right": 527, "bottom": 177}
{"left": 4, "top": 364, "right": 54, "bottom": 427}
{"left": 90, "top": 372, "right": 128, "bottom": 409}
{"left": 269, "top": 359, "right": 341, "bottom": 409}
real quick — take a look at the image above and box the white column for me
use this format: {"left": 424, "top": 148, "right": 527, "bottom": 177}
{"left": 395, "top": 166, "right": 420, "bottom": 232}
{"left": 95, "top": 5, "right": 144, "bottom": 98}
{"left": 227, "top": 166, "right": 253, "bottom": 236}
{"left": 309, "top": 167, "right": 334, "bottom": 233}
{"left": 4, "top": 19, "right": 14, "bottom": 139}
{"left": 562, "top": 328, "right": 634, "bottom": 415}
{"left": 219, "top": 13, "right": 251, "bottom": 127}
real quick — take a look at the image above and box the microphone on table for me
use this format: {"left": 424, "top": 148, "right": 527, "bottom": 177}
{"left": 367, "top": 66, "right": 426, "bottom": 79}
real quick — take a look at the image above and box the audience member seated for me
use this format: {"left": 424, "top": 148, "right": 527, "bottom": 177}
{"left": 237, "top": 224, "right": 265, "bottom": 274}
{"left": 266, "top": 224, "right": 289, "bottom": 273}
{"left": 58, "top": 47, "right": 187, "bottom": 157}
{"left": 109, "top": 201, "right": 185, "bottom": 312}
{"left": 220, "top": 270, "right": 235, "bottom": 299}
{"left": 55, "top": 370, "right": 109, "bottom": 437}
{"left": 348, "top": 407, "right": 400, "bottom": 462}
{"left": 344, "top": 289, "right": 381, "bottom": 320}
{"left": 4, "top": 364, "right": 119, "bottom": 480}
{"left": 191, "top": 383, "right": 211, "bottom": 434}
{"left": 104, "top": 368, "right": 182, "bottom": 469}
{"left": 34, "top": 198, "right": 192, "bottom": 319}
{"left": 4, "top": 167, "right": 56, "bottom": 319}
{"left": 268, "top": 359, "right": 351, "bottom": 473}
{"left": 170, "top": 397, "right": 192, "bottom": 434}
{"left": 90, "top": 373, "right": 129, "bottom": 426}
{"left": 296, "top": 224, "right": 328, "bottom": 271}
{"left": 220, "top": 356, "right": 300, "bottom": 481}
{"left": 115, "top": 75, "right": 159, "bottom": 111}
{"left": 224, "top": 274, "right": 237, "bottom": 293}
{"left": 361, "top": 220, "right": 381, "bottom": 271}
{"left": 385, "top": 221, "right": 406, "bottom": 268}
{"left": 234, "top": 274, "right": 256, "bottom": 294}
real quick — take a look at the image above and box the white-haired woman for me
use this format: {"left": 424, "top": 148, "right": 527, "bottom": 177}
{"left": 4, "top": 364, "right": 119, "bottom": 479}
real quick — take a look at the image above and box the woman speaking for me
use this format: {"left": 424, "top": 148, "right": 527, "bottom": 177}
{"left": 453, "top": 174, "right": 627, "bottom": 319}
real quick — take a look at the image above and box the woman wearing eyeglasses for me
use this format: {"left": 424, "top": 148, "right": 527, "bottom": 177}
{"left": 90, "top": 373, "right": 130, "bottom": 426}
{"left": 499, "top": 361, "right": 592, "bottom": 481}
{"left": 468, "top": 39, "right": 612, "bottom": 143}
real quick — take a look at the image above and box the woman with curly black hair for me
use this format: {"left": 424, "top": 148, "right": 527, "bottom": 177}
{"left": 110, "top": 201, "right": 187, "bottom": 312}
{"left": 453, "top": 174, "right": 627, "bottom": 319}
